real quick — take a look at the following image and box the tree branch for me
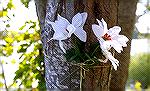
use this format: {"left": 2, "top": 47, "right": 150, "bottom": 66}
{"left": 0, "top": 60, "right": 8, "bottom": 91}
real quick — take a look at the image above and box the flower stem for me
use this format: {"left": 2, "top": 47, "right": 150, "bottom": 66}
{"left": 80, "top": 65, "right": 83, "bottom": 91}
{"left": 91, "top": 45, "right": 100, "bottom": 56}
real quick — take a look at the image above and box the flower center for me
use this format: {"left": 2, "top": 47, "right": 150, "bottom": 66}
{"left": 102, "top": 33, "right": 111, "bottom": 40}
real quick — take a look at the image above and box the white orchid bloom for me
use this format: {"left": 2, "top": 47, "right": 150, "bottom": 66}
{"left": 98, "top": 40, "right": 119, "bottom": 70}
{"left": 92, "top": 18, "right": 129, "bottom": 53}
{"left": 48, "top": 12, "right": 87, "bottom": 53}
{"left": 92, "top": 18, "right": 128, "bottom": 70}
{"left": 101, "top": 45, "right": 119, "bottom": 70}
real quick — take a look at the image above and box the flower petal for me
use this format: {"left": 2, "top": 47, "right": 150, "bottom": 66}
{"left": 96, "top": 19, "right": 103, "bottom": 28}
{"left": 113, "top": 35, "right": 129, "bottom": 47}
{"left": 72, "top": 13, "right": 82, "bottom": 27}
{"left": 110, "top": 40, "right": 123, "bottom": 53}
{"left": 99, "top": 39, "right": 111, "bottom": 50}
{"left": 57, "top": 14, "right": 70, "bottom": 27}
{"left": 49, "top": 22, "right": 68, "bottom": 40}
{"left": 101, "top": 18, "right": 108, "bottom": 35}
{"left": 74, "top": 27, "right": 87, "bottom": 42}
{"left": 59, "top": 40, "right": 66, "bottom": 53}
{"left": 108, "top": 26, "right": 121, "bottom": 37}
{"left": 80, "top": 12, "right": 88, "bottom": 27}
{"left": 109, "top": 57, "right": 119, "bottom": 70}
{"left": 51, "top": 31, "right": 68, "bottom": 40}
{"left": 103, "top": 50, "right": 119, "bottom": 70}
{"left": 92, "top": 24, "right": 104, "bottom": 38}
{"left": 118, "top": 35, "right": 129, "bottom": 42}
{"left": 67, "top": 24, "right": 76, "bottom": 37}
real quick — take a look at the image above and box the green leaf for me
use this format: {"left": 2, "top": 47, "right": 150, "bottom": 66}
{"left": 0, "top": 82, "right": 4, "bottom": 88}
{"left": 0, "top": 10, "right": 8, "bottom": 17}
{"left": 6, "top": 24, "right": 10, "bottom": 27}
{"left": 17, "top": 44, "right": 29, "bottom": 53}
{"left": 24, "top": 34, "right": 30, "bottom": 40}
{"left": 11, "top": 59, "right": 16, "bottom": 64}
{"left": 5, "top": 37, "right": 13, "bottom": 43}
{"left": 147, "top": 6, "right": 150, "bottom": 11}
{"left": 20, "top": 0, "right": 32, "bottom": 8}
{"left": 14, "top": 69, "right": 24, "bottom": 80}
{"left": 19, "top": 25, "right": 26, "bottom": 30}
{"left": 7, "top": 0, "right": 14, "bottom": 9}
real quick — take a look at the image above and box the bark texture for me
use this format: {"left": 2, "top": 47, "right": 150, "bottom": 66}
{"left": 81, "top": 0, "right": 118, "bottom": 91}
{"left": 35, "top": 0, "right": 80, "bottom": 90}
{"left": 110, "top": 0, "right": 138, "bottom": 91}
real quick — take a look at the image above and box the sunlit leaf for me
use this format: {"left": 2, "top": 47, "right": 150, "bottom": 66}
{"left": 11, "top": 59, "right": 16, "bottom": 64}
{"left": 147, "top": 6, "right": 150, "bottom": 11}
{"left": 19, "top": 25, "right": 26, "bottom": 30}
{"left": 1, "top": 4, "right": 45, "bottom": 88}
{"left": 0, "top": 10, "right": 8, "bottom": 17}
{"left": 17, "top": 44, "right": 29, "bottom": 53}
{"left": 24, "top": 34, "right": 30, "bottom": 40}
{"left": 0, "top": 82, "right": 4, "bottom": 88}
{"left": 7, "top": 0, "right": 15, "bottom": 9}
{"left": 20, "top": 0, "right": 31, "bottom": 8}
{"left": 4, "top": 37, "right": 13, "bottom": 43}
{"left": 6, "top": 24, "right": 10, "bottom": 27}
{"left": 3, "top": 45, "right": 13, "bottom": 56}
{"left": 14, "top": 69, "right": 24, "bottom": 80}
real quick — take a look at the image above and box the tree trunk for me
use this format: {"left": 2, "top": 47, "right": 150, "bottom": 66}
{"left": 34, "top": 0, "right": 138, "bottom": 91}
{"left": 81, "top": 0, "right": 118, "bottom": 91}
{"left": 35, "top": 0, "right": 81, "bottom": 90}
{"left": 110, "top": 0, "right": 138, "bottom": 91}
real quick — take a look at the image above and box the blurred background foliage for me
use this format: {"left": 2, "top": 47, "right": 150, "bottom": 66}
{"left": 0, "top": 0, "right": 46, "bottom": 90}
{"left": 0, "top": 0, "right": 14, "bottom": 18}
{"left": 20, "top": 0, "right": 31, "bottom": 8}
{"left": 128, "top": 53, "right": 150, "bottom": 89}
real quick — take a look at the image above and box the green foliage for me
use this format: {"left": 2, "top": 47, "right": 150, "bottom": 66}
{"left": 0, "top": 0, "right": 14, "bottom": 17}
{"left": 20, "top": 0, "right": 32, "bottom": 8}
{"left": 65, "top": 40, "right": 103, "bottom": 67}
{"left": 129, "top": 53, "right": 150, "bottom": 88}
{"left": 12, "top": 21, "right": 46, "bottom": 89}
{"left": 0, "top": 10, "right": 8, "bottom": 17}
{"left": 7, "top": 0, "right": 14, "bottom": 9}
{"left": 138, "top": 33, "right": 150, "bottom": 39}
{"left": 147, "top": 5, "right": 150, "bottom": 11}
{"left": 0, "top": 74, "right": 4, "bottom": 88}
{"left": 1, "top": 17, "right": 46, "bottom": 89}
{"left": 0, "top": 0, "right": 46, "bottom": 89}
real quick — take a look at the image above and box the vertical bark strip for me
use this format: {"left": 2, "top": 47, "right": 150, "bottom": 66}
{"left": 34, "top": 0, "right": 47, "bottom": 29}
{"left": 82, "top": 0, "right": 118, "bottom": 91}
{"left": 35, "top": 0, "right": 81, "bottom": 90}
{"left": 110, "top": 0, "right": 138, "bottom": 91}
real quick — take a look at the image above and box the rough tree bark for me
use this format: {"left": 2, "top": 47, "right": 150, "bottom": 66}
{"left": 81, "top": 0, "right": 118, "bottom": 91}
{"left": 110, "top": 0, "right": 138, "bottom": 91}
{"left": 34, "top": 0, "right": 138, "bottom": 91}
{"left": 35, "top": 0, "right": 80, "bottom": 90}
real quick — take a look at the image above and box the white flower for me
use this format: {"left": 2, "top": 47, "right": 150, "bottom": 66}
{"left": 92, "top": 18, "right": 129, "bottom": 53}
{"left": 98, "top": 39, "right": 119, "bottom": 70}
{"left": 92, "top": 18, "right": 129, "bottom": 70}
{"left": 48, "top": 12, "right": 87, "bottom": 53}
{"left": 101, "top": 45, "right": 119, "bottom": 70}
